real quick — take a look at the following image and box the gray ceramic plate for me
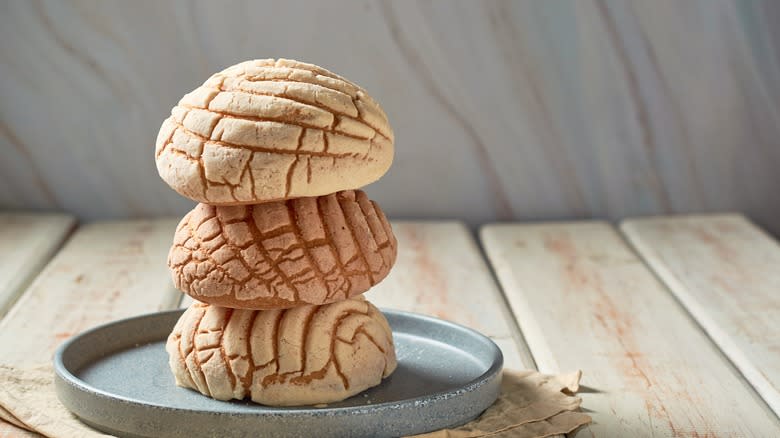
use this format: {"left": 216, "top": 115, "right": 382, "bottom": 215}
{"left": 54, "top": 309, "right": 503, "bottom": 438}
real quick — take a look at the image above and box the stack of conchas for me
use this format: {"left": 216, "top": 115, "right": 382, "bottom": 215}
{"left": 155, "top": 59, "right": 398, "bottom": 406}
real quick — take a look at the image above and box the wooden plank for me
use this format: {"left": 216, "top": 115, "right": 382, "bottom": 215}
{"left": 0, "top": 213, "right": 74, "bottom": 318}
{"left": 621, "top": 214, "right": 780, "bottom": 418}
{"left": 366, "top": 221, "right": 531, "bottom": 370}
{"left": 0, "top": 219, "right": 180, "bottom": 366}
{"left": 481, "top": 222, "right": 780, "bottom": 437}
{"left": 180, "top": 221, "right": 531, "bottom": 370}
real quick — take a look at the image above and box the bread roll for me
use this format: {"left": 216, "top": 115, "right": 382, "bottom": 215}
{"left": 166, "top": 297, "right": 397, "bottom": 406}
{"left": 155, "top": 58, "right": 394, "bottom": 204}
{"left": 168, "top": 190, "right": 397, "bottom": 309}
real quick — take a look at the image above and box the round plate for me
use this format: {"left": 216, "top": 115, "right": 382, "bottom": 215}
{"left": 54, "top": 309, "right": 503, "bottom": 438}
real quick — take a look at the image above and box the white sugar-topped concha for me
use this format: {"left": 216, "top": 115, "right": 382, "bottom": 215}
{"left": 155, "top": 59, "right": 394, "bottom": 204}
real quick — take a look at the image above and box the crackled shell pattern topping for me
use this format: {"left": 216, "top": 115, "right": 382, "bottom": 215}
{"left": 155, "top": 59, "right": 394, "bottom": 204}
{"left": 168, "top": 190, "right": 397, "bottom": 309}
{"left": 166, "top": 298, "right": 397, "bottom": 406}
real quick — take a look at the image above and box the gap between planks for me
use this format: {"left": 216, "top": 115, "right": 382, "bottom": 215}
{"left": 481, "top": 221, "right": 780, "bottom": 437}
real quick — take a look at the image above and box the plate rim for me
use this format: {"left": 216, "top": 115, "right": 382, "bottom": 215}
{"left": 54, "top": 307, "right": 504, "bottom": 417}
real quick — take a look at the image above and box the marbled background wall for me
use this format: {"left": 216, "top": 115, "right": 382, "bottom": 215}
{"left": 2, "top": 0, "right": 779, "bottom": 233}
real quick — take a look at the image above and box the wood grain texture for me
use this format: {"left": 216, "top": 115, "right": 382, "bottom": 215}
{"left": 621, "top": 214, "right": 780, "bottom": 419}
{"left": 481, "top": 222, "right": 780, "bottom": 437}
{"left": 181, "top": 221, "right": 532, "bottom": 370}
{"left": 0, "top": 212, "right": 74, "bottom": 318}
{"left": 0, "top": 219, "right": 180, "bottom": 367}
{"left": 2, "top": 1, "right": 780, "bottom": 233}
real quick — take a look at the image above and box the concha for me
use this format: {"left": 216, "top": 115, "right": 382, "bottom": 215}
{"left": 168, "top": 190, "right": 397, "bottom": 309}
{"left": 155, "top": 58, "right": 394, "bottom": 204}
{"left": 166, "top": 297, "right": 397, "bottom": 406}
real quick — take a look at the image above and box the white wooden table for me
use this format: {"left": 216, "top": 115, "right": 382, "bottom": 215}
{"left": 1, "top": 213, "right": 779, "bottom": 437}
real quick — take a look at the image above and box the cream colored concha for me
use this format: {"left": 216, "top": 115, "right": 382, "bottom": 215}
{"left": 154, "top": 58, "right": 394, "bottom": 204}
{"left": 166, "top": 297, "right": 397, "bottom": 406}
{"left": 168, "top": 190, "right": 397, "bottom": 309}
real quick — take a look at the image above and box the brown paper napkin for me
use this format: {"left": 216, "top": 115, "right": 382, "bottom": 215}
{"left": 0, "top": 365, "right": 109, "bottom": 437}
{"left": 410, "top": 370, "right": 591, "bottom": 438}
{"left": 0, "top": 365, "right": 590, "bottom": 438}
